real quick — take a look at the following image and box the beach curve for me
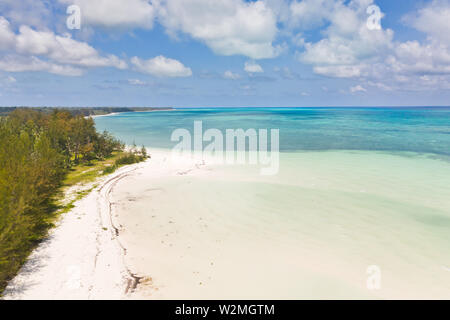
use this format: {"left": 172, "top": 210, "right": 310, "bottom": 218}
{"left": 2, "top": 161, "right": 149, "bottom": 299}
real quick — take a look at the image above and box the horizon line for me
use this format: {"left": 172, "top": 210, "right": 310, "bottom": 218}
{"left": 1, "top": 105, "right": 450, "bottom": 109}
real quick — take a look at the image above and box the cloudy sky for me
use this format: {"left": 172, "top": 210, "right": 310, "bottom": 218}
{"left": 0, "top": 0, "right": 450, "bottom": 107}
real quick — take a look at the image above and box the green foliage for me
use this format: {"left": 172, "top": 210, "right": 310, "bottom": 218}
{"left": 96, "top": 131, "right": 124, "bottom": 160}
{"left": 102, "top": 148, "right": 149, "bottom": 176}
{"left": 0, "top": 108, "right": 137, "bottom": 293}
{"left": 0, "top": 106, "right": 173, "bottom": 117}
{"left": 102, "top": 165, "right": 117, "bottom": 175}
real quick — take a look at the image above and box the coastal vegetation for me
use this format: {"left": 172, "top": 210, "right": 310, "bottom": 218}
{"left": 0, "top": 108, "right": 147, "bottom": 293}
{"left": 0, "top": 106, "right": 172, "bottom": 117}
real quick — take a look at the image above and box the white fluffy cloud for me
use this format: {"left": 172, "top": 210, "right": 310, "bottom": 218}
{"left": 350, "top": 84, "right": 367, "bottom": 93}
{"left": 293, "top": 0, "right": 450, "bottom": 92}
{"left": 128, "top": 78, "right": 147, "bottom": 86}
{"left": 55, "top": 0, "right": 281, "bottom": 59}
{"left": 393, "top": 0, "right": 450, "bottom": 79}
{"left": 299, "top": 0, "right": 394, "bottom": 78}
{"left": 388, "top": 41, "right": 450, "bottom": 75}
{"left": 15, "top": 25, "right": 127, "bottom": 69}
{"left": 4, "top": 0, "right": 450, "bottom": 90}
{"left": 157, "top": 0, "right": 280, "bottom": 59}
{"left": 0, "top": 55, "right": 84, "bottom": 76}
{"left": 406, "top": 0, "right": 450, "bottom": 46}
{"left": 131, "top": 55, "right": 192, "bottom": 77}
{"left": 0, "top": 0, "right": 53, "bottom": 29}
{"left": 0, "top": 17, "right": 16, "bottom": 48}
{"left": 313, "top": 65, "right": 366, "bottom": 78}
{"left": 288, "top": 0, "right": 339, "bottom": 30}
{"left": 0, "top": 16, "right": 127, "bottom": 76}
{"left": 223, "top": 70, "right": 240, "bottom": 80}
{"left": 244, "top": 61, "right": 264, "bottom": 73}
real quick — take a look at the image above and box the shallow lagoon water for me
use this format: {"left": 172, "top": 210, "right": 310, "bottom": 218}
{"left": 96, "top": 108, "right": 450, "bottom": 298}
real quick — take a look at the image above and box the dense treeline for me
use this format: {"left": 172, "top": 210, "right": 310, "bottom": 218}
{"left": 0, "top": 109, "right": 145, "bottom": 292}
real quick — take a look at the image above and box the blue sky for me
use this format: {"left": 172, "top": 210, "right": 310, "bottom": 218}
{"left": 0, "top": 0, "right": 450, "bottom": 107}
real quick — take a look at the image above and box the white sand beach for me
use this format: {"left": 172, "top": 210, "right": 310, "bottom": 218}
{"left": 2, "top": 149, "right": 209, "bottom": 299}
{"left": 2, "top": 165, "right": 142, "bottom": 299}
{"left": 3, "top": 149, "right": 450, "bottom": 299}
{"left": 86, "top": 112, "right": 121, "bottom": 119}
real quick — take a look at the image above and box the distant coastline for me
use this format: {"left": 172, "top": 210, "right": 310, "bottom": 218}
{"left": 0, "top": 107, "right": 174, "bottom": 117}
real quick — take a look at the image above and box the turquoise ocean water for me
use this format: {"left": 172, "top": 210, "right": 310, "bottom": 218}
{"left": 95, "top": 107, "right": 450, "bottom": 157}
{"left": 95, "top": 107, "right": 450, "bottom": 298}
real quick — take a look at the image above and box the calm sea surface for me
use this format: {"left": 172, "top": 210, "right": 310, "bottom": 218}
{"left": 95, "top": 107, "right": 450, "bottom": 157}
{"left": 95, "top": 107, "right": 450, "bottom": 298}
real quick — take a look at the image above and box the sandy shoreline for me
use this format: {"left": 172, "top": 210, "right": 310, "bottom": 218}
{"left": 87, "top": 109, "right": 174, "bottom": 119}
{"left": 87, "top": 112, "right": 121, "bottom": 119}
{"left": 2, "top": 149, "right": 206, "bottom": 299}
{"left": 2, "top": 161, "right": 148, "bottom": 299}
{"left": 105, "top": 150, "right": 450, "bottom": 299}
